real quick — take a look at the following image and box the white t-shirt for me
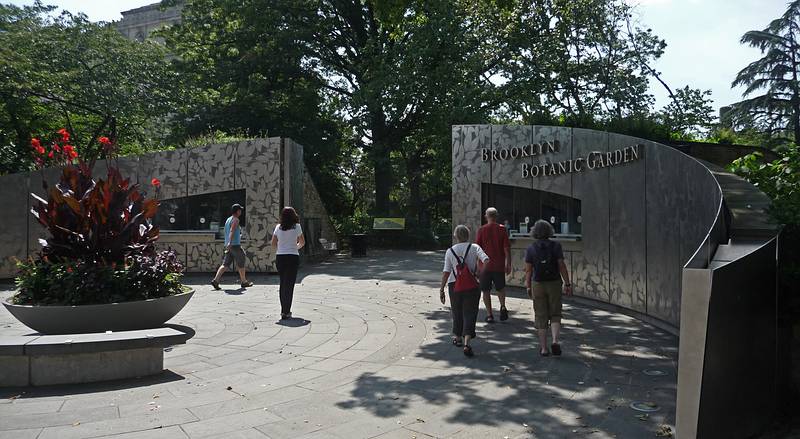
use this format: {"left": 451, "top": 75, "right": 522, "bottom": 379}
{"left": 273, "top": 224, "right": 303, "bottom": 255}
{"left": 443, "top": 243, "right": 489, "bottom": 284}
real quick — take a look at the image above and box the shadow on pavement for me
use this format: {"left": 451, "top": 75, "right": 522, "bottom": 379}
{"left": 275, "top": 317, "right": 311, "bottom": 327}
{"left": 336, "top": 303, "right": 678, "bottom": 438}
{"left": 1, "top": 370, "right": 186, "bottom": 399}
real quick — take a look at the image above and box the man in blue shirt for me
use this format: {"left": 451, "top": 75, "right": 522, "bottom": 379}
{"left": 211, "top": 204, "right": 254, "bottom": 290}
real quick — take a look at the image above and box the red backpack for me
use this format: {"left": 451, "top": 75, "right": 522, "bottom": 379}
{"left": 451, "top": 244, "right": 480, "bottom": 293}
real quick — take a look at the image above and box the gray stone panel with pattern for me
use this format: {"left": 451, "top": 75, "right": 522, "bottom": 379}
{"left": 286, "top": 139, "right": 305, "bottom": 216}
{"left": 646, "top": 144, "right": 686, "bottom": 326}
{"left": 187, "top": 243, "right": 225, "bottom": 272}
{"left": 608, "top": 133, "right": 647, "bottom": 312}
{"left": 137, "top": 149, "right": 188, "bottom": 201}
{"left": 188, "top": 142, "right": 236, "bottom": 196}
{"left": 0, "top": 173, "right": 29, "bottom": 277}
{"left": 452, "top": 125, "right": 490, "bottom": 241}
{"left": 531, "top": 125, "right": 572, "bottom": 197}
{"left": 235, "top": 138, "right": 282, "bottom": 272}
{"left": 490, "top": 125, "right": 532, "bottom": 189}
{"left": 303, "top": 166, "right": 338, "bottom": 246}
{"left": 571, "top": 128, "right": 610, "bottom": 302}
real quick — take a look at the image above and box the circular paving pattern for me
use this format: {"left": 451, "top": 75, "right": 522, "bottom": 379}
{"left": 0, "top": 250, "right": 678, "bottom": 439}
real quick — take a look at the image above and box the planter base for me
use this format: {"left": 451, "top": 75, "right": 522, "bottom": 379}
{"left": 0, "top": 326, "right": 193, "bottom": 387}
{"left": 3, "top": 291, "right": 194, "bottom": 335}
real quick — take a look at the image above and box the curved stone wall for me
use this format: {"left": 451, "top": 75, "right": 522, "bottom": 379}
{"left": 454, "top": 124, "right": 783, "bottom": 437}
{"left": 452, "top": 125, "right": 723, "bottom": 328}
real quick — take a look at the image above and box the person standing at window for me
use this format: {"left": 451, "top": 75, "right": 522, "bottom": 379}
{"left": 476, "top": 207, "right": 512, "bottom": 323}
{"left": 271, "top": 207, "right": 305, "bottom": 320}
{"left": 211, "top": 204, "right": 254, "bottom": 290}
{"left": 524, "top": 220, "right": 572, "bottom": 356}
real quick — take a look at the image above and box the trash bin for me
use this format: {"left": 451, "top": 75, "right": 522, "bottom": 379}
{"left": 350, "top": 234, "right": 367, "bottom": 257}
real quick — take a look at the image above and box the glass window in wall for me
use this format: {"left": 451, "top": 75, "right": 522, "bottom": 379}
{"left": 154, "top": 198, "right": 188, "bottom": 231}
{"left": 155, "top": 190, "right": 246, "bottom": 237}
{"left": 481, "top": 183, "right": 581, "bottom": 236}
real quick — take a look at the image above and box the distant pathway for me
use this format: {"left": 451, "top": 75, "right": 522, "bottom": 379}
{"left": 0, "top": 250, "right": 677, "bottom": 439}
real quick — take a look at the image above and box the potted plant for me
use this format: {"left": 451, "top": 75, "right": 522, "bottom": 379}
{"left": 3, "top": 129, "right": 194, "bottom": 335}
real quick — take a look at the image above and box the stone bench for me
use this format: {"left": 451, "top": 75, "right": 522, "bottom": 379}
{"left": 0, "top": 326, "right": 194, "bottom": 387}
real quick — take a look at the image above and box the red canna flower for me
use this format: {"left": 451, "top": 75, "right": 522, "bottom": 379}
{"left": 57, "top": 128, "right": 70, "bottom": 142}
{"left": 30, "top": 138, "right": 45, "bottom": 155}
{"left": 98, "top": 136, "right": 111, "bottom": 146}
{"left": 47, "top": 151, "right": 54, "bottom": 159}
{"left": 151, "top": 178, "right": 161, "bottom": 187}
{"left": 66, "top": 266, "right": 73, "bottom": 273}
{"left": 63, "top": 145, "right": 77, "bottom": 159}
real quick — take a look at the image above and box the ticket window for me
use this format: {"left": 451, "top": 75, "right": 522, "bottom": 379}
{"left": 155, "top": 189, "right": 246, "bottom": 236}
{"left": 481, "top": 183, "right": 581, "bottom": 236}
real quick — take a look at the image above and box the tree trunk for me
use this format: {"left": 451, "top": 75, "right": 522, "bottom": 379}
{"left": 371, "top": 136, "right": 394, "bottom": 215}
{"left": 407, "top": 158, "right": 424, "bottom": 225}
{"left": 370, "top": 108, "right": 395, "bottom": 215}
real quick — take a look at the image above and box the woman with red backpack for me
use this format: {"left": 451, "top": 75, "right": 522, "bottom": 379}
{"left": 439, "top": 224, "right": 489, "bottom": 357}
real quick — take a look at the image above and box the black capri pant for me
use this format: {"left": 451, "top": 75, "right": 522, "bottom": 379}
{"left": 276, "top": 254, "right": 300, "bottom": 314}
{"left": 448, "top": 284, "right": 481, "bottom": 338}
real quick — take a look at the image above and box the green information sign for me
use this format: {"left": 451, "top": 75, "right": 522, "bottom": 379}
{"left": 373, "top": 218, "right": 405, "bottom": 230}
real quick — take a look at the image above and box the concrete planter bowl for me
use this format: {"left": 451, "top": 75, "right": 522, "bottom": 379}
{"left": 3, "top": 290, "right": 194, "bottom": 335}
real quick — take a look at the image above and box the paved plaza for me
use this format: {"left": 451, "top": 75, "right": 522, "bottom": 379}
{"left": 0, "top": 251, "right": 677, "bottom": 439}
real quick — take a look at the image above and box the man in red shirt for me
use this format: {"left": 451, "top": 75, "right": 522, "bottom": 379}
{"left": 476, "top": 207, "right": 511, "bottom": 323}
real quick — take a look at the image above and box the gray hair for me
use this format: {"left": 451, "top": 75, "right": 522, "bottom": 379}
{"left": 453, "top": 224, "right": 471, "bottom": 243}
{"left": 485, "top": 207, "right": 498, "bottom": 219}
{"left": 531, "top": 219, "right": 554, "bottom": 240}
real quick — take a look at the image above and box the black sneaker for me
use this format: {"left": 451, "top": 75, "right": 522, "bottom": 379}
{"left": 211, "top": 279, "right": 221, "bottom": 290}
{"left": 241, "top": 280, "right": 254, "bottom": 288}
{"left": 499, "top": 307, "right": 509, "bottom": 321}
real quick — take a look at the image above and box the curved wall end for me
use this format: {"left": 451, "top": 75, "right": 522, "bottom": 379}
{"left": 452, "top": 125, "right": 780, "bottom": 438}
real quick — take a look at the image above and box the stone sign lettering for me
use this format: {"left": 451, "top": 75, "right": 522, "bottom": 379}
{"left": 481, "top": 142, "right": 642, "bottom": 178}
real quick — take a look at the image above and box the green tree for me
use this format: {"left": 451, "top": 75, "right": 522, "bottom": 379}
{"left": 0, "top": 2, "right": 180, "bottom": 174}
{"left": 658, "top": 86, "right": 715, "bottom": 139}
{"left": 728, "top": 0, "right": 800, "bottom": 147}
{"left": 160, "top": 0, "right": 350, "bottom": 215}
{"left": 286, "top": 0, "right": 499, "bottom": 215}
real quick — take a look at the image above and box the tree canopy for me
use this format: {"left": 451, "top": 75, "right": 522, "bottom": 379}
{"left": 0, "top": 2, "right": 180, "bottom": 174}
{"left": 728, "top": 0, "right": 800, "bottom": 147}
{"left": 1, "top": 0, "right": 721, "bottom": 243}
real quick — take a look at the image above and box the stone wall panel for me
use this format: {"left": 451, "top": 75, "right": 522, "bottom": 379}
{"left": 571, "top": 128, "right": 609, "bottom": 302}
{"left": 188, "top": 143, "right": 236, "bottom": 196}
{"left": 608, "top": 134, "right": 647, "bottom": 312}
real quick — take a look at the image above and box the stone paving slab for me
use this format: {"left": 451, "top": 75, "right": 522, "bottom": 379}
{"left": 0, "top": 250, "right": 678, "bottom": 438}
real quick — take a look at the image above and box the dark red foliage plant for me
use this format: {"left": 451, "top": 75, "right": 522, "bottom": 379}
{"left": 15, "top": 129, "right": 185, "bottom": 306}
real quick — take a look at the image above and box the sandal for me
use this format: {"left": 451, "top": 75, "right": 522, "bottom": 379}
{"left": 551, "top": 343, "right": 562, "bottom": 356}
{"left": 452, "top": 337, "right": 463, "bottom": 347}
{"left": 540, "top": 350, "right": 550, "bottom": 357}
{"left": 499, "top": 307, "right": 509, "bottom": 321}
{"left": 463, "top": 345, "right": 474, "bottom": 357}
{"left": 241, "top": 280, "right": 254, "bottom": 288}
{"left": 485, "top": 315, "right": 495, "bottom": 324}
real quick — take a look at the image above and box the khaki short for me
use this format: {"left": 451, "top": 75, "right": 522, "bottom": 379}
{"left": 532, "top": 280, "right": 562, "bottom": 329}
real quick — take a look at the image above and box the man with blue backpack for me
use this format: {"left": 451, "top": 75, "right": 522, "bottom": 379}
{"left": 524, "top": 220, "right": 573, "bottom": 357}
